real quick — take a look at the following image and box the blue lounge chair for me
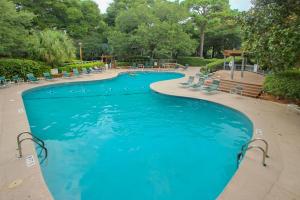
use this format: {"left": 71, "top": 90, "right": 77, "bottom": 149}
{"left": 202, "top": 79, "right": 220, "bottom": 93}
{"left": 179, "top": 76, "right": 194, "bottom": 87}
{"left": 43, "top": 72, "right": 53, "bottom": 81}
{"left": 26, "top": 73, "right": 39, "bottom": 83}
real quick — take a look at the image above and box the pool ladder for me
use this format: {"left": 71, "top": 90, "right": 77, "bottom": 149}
{"left": 237, "top": 138, "right": 269, "bottom": 167}
{"left": 17, "top": 132, "right": 48, "bottom": 161}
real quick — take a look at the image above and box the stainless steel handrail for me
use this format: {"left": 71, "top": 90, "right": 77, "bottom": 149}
{"left": 246, "top": 145, "right": 267, "bottom": 166}
{"left": 242, "top": 138, "right": 269, "bottom": 158}
{"left": 17, "top": 132, "right": 47, "bottom": 160}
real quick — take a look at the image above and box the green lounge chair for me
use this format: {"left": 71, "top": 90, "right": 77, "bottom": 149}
{"left": 179, "top": 76, "right": 194, "bottom": 87}
{"left": 12, "top": 75, "right": 24, "bottom": 84}
{"left": 0, "top": 76, "right": 9, "bottom": 88}
{"left": 202, "top": 79, "right": 220, "bottom": 93}
{"left": 131, "top": 63, "right": 138, "bottom": 69}
{"left": 81, "top": 68, "right": 89, "bottom": 75}
{"left": 43, "top": 72, "right": 53, "bottom": 81}
{"left": 62, "top": 71, "right": 71, "bottom": 78}
{"left": 73, "top": 68, "right": 81, "bottom": 77}
{"left": 190, "top": 77, "right": 205, "bottom": 89}
{"left": 26, "top": 73, "right": 39, "bottom": 83}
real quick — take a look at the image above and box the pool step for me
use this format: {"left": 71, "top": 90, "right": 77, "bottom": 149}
{"left": 218, "top": 79, "right": 263, "bottom": 98}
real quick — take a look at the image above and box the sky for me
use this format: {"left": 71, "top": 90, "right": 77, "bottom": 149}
{"left": 93, "top": 0, "right": 252, "bottom": 13}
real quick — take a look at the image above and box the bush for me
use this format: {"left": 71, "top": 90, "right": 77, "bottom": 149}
{"left": 263, "top": 70, "right": 300, "bottom": 99}
{"left": 0, "top": 58, "right": 50, "bottom": 79}
{"left": 60, "top": 61, "right": 104, "bottom": 72}
{"left": 205, "top": 57, "right": 242, "bottom": 72}
{"left": 177, "top": 57, "right": 218, "bottom": 66}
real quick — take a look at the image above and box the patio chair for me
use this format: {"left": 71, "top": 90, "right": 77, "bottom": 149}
{"left": 26, "top": 73, "right": 39, "bottom": 83}
{"left": 62, "top": 71, "right": 71, "bottom": 78}
{"left": 202, "top": 79, "right": 220, "bottom": 94}
{"left": 0, "top": 76, "right": 10, "bottom": 88}
{"left": 190, "top": 77, "right": 205, "bottom": 90}
{"left": 81, "top": 68, "right": 90, "bottom": 75}
{"left": 12, "top": 75, "right": 24, "bottom": 84}
{"left": 131, "top": 63, "right": 138, "bottom": 69}
{"left": 73, "top": 68, "right": 81, "bottom": 77}
{"left": 43, "top": 72, "right": 54, "bottom": 81}
{"left": 183, "top": 64, "right": 189, "bottom": 70}
{"left": 93, "top": 66, "right": 103, "bottom": 72}
{"left": 179, "top": 76, "right": 194, "bottom": 87}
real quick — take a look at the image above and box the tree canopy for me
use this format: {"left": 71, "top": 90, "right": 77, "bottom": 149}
{"left": 241, "top": 0, "right": 300, "bottom": 71}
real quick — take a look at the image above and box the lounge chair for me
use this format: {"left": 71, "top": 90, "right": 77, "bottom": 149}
{"left": 183, "top": 64, "right": 189, "bottom": 70}
{"left": 62, "top": 71, "right": 71, "bottom": 78}
{"left": 73, "top": 68, "right": 81, "bottom": 77}
{"left": 93, "top": 66, "right": 103, "bottom": 72}
{"left": 131, "top": 63, "right": 138, "bottom": 69}
{"left": 12, "top": 75, "right": 24, "bottom": 84}
{"left": 81, "top": 68, "right": 90, "bottom": 75}
{"left": 0, "top": 76, "right": 10, "bottom": 88}
{"left": 26, "top": 73, "right": 39, "bottom": 83}
{"left": 179, "top": 76, "right": 194, "bottom": 87}
{"left": 43, "top": 72, "right": 53, "bottom": 81}
{"left": 190, "top": 77, "right": 205, "bottom": 90}
{"left": 202, "top": 79, "right": 220, "bottom": 94}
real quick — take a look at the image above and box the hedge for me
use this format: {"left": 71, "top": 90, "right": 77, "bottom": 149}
{"left": 60, "top": 61, "right": 104, "bottom": 72}
{"left": 116, "top": 61, "right": 131, "bottom": 67}
{"left": 0, "top": 58, "right": 51, "bottom": 79}
{"left": 263, "top": 70, "right": 300, "bottom": 99}
{"left": 177, "top": 57, "right": 218, "bottom": 66}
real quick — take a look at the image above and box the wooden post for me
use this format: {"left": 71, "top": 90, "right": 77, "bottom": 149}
{"left": 241, "top": 52, "right": 245, "bottom": 78}
{"left": 231, "top": 56, "right": 235, "bottom": 80}
{"left": 223, "top": 55, "right": 226, "bottom": 70}
{"left": 79, "top": 42, "right": 83, "bottom": 61}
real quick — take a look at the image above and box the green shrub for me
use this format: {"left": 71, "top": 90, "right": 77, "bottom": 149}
{"left": 0, "top": 58, "right": 50, "bottom": 79}
{"left": 60, "top": 61, "right": 104, "bottom": 72}
{"left": 263, "top": 70, "right": 300, "bottom": 99}
{"left": 205, "top": 57, "right": 242, "bottom": 72}
{"left": 177, "top": 57, "right": 218, "bottom": 66}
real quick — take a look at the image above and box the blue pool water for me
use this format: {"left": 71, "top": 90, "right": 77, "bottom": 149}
{"left": 23, "top": 72, "right": 252, "bottom": 200}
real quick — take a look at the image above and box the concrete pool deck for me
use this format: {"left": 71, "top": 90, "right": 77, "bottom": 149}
{"left": 0, "top": 68, "right": 299, "bottom": 199}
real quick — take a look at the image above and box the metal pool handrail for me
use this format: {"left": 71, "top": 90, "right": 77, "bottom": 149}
{"left": 17, "top": 132, "right": 48, "bottom": 160}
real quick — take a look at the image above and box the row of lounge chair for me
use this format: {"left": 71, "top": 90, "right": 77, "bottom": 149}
{"left": 130, "top": 63, "right": 189, "bottom": 70}
{"left": 0, "top": 67, "right": 104, "bottom": 87}
{"left": 179, "top": 72, "right": 220, "bottom": 94}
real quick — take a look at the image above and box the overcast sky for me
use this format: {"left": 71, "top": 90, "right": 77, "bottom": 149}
{"left": 93, "top": 0, "right": 252, "bottom": 13}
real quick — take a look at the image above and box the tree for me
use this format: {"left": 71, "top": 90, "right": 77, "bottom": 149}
{"left": 185, "top": 0, "right": 230, "bottom": 58}
{"left": 0, "top": 0, "right": 34, "bottom": 57}
{"left": 29, "top": 30, "right": 75, "bottom": 66}
{"left": 241, "top": 0, "right": 300, "bottom": 71}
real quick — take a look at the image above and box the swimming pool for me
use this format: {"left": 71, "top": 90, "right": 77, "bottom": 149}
{"left": 23, "top": 72, "right": 252, "bottom": 200}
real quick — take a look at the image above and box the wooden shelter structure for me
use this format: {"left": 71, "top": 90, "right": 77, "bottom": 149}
{"left": 223, "top": 50, "right": 250, "bottom": 80}
{"left": 101, "top": 55, "right": 116, "bottom": 68}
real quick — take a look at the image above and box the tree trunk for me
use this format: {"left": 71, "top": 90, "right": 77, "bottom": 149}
{"left": 199, "top": 25, "right": 205, "bottom": 58}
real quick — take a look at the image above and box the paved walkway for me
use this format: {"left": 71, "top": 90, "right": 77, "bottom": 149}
{"left": 0, "top": 68, "right": 299, "bottom": 200}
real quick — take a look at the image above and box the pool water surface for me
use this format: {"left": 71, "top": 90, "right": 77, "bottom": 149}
{"left": 23, "top": 72, "right": 252, "bottom": 200}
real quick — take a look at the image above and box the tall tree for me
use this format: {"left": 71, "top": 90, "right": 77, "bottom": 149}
{"left": 185, "top": 0, "right": 230, "bottom": 58}
{"left": 0, "top": 0, "right": 34, "bottom": 57}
